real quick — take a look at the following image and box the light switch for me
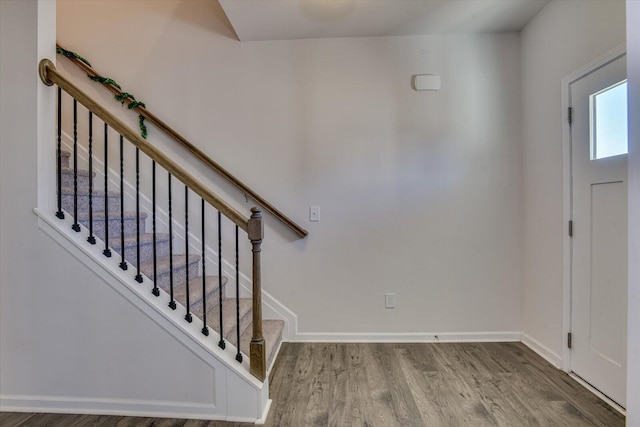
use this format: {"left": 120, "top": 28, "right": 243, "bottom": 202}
{"left": 310, "top": 206, "right": 320, "bottom": 222}
{"left": 385, "top": 293, "right": 396, "bottom": 309}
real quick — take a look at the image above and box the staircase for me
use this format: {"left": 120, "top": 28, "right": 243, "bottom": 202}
{"left": 34, "top": 56, "right": 304, "bottom": 420}
{"left": 59, "top": 149, "right": 285, "bottom": 372}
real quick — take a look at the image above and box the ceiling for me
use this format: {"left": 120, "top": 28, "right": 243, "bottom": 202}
{"left": 218, "top": 0, "right": 551, "bottom": 42}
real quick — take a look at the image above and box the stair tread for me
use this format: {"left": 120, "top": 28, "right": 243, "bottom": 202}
{"left": 109, "top": 232, "right": 170, "bottom": 247}
{"left": 76, "top": 211, "right": 148, "bottom": 220}
{"left": 139, "top": 254, "right": 200, "bottom": 277}
{"left": 61, "top": 168, "right": 92, "bottom": 176}
{"left": 173, "top": 275, "right": 228, "bottom": 310}
{"left": 240, "top": 319, "right": 284, "bottom": 369}
{"left": 61, "top": 186, "right": 119, "bottom": 197}
{"left": 205, "top": 297, "right": 252, "bottom": 340}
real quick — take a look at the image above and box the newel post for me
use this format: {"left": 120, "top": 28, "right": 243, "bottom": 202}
{"left": 248, "top": 207, "right": 266, "bottom": 381}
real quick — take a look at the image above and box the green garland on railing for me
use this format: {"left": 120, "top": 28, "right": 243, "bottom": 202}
{"left": 56, "top": 47, "right": 91, "bottom": 67}
{"left": 138, "top": 115, "right": 148, "bottom": 139}
{"left": 113, "top": 92, "right": 148, "bottom": 137}
{"left": 56, "top": 47, "right": 148, "bottom": 139}
{"left": 115, "top": 92, "right": 136, "bottom": 104}
{"left": 128, "top": 101, "right": 146, "bottom": 109}
{"left": 88, "top": 75, "right": 122, "bottom": 90}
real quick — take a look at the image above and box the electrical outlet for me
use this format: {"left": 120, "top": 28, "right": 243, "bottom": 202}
{"left": 385, "top": 293, "right": 396, "bottom": 309}
{"left": 310, "top": 206, "right": 320, "bottom": 222}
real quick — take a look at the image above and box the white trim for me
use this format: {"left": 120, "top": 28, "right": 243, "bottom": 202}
{"left": 267, "top": 337, "right": 284, "bottom": 373}
{"left": 258, "top": 288, "right": 297, "bottom": 341}
{"left": 560, "top": 43, "right": 626, "bottom": 373}
{"left": 569, "top": 373, "right": 627, "bottom": 415}
{"left": 290, "top": 331, "right": 521, "bottom": 343}
{"left": 562, "top": 45, "right": 627, "bottom": 87}
{"left": 521, "top": 333, "right": 562, "bottom": 369}
{"left": 37, "top": 3, "right": 56, "bottom": 215}
{"left": 254, "top": 399, "right": 272, "bottom": 425}
{"left": 0, "top": 395, "right": 228, "bottom": 421}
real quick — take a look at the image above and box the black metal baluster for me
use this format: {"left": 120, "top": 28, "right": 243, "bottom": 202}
{"left": 134, "top": 148, "right": 143, "bottom": 283}
{"left": 235, "top": 225, "right": 242, "bottom": 363}
{"left": 119, "top": 135, "right": 127, "bottom": 270}
{"left": 151, "top": 161, "right": 159, "bottom": 297}
{"left": 71, "top": 100, "right": 80, "bottom": 232}
{"left": 87, "top": 112, "right": 96, "bottom": 244}
{"left": 103, "top": 124, "right": 112, "bottom": 258}
{"left": 201, "top": 199, "right": 209, "bottom": 336}
{"left": 218, "top": 211, "right": 225, "bottom": 349}
{"left": 168, "top": 173, "right": 176, "bottom": 310}
{"left": 185, "top": 186, "right": 192, "bottom": 323}
{"left": 56, "top": 87, "right": 64, "bottom": 219}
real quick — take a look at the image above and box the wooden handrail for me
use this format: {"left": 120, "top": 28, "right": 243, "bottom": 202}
{"left": 56, "top": 43, "right": 309, "bottom": 239}
{"left": 40, "top": 59, "right": 250, "bottom": 232}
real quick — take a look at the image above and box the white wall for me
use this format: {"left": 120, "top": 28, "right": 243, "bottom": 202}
{"left": 520, "top": 0, "right": 626, "bottom": 361}
{"left": 57, "top": 0, "right": 524, "bottom": 339}
{"left": 0, "top": 1, "right": 265, "bottom": 420}
{"left": 627, "top": 0, "right": 640, "bottom": 423}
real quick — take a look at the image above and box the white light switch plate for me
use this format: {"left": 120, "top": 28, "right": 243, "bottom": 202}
{"left": 310, "top": 206, "right": 320, "bottom": 222}
{"left": 385, "top": 293, "right": 396, "bottom": 309}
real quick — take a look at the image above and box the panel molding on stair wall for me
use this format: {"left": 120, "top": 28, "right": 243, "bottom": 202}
{"left": 5, "top": 208, "right": 269, "bottom": 421}
{"left": 0, "top": 395, "right": 220, "bottom": 421}
{"left": 59, "top": 132, "right": 298, "bottom": 340}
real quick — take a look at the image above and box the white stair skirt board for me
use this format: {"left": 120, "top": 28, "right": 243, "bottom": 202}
{"left": 27, "top": 208, "right": 269, "bottom": 422}
{"left": 59, "top": 132, "right": 297, "bottom": 340}
{"left": 291, "top": 331, "right": 521, "bottom": 343}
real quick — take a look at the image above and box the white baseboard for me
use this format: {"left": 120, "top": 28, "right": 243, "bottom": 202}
{"left": 259, "top": 289, "right": 297, "bottom": 341}
{"left": 0, "top": 395, "right": 235, "bottom": 421}
{"left": 291, "top": 331, "right": 521, "bottom": 343}
{"left": 521, "top": 332, "right": 562, "bottom": 368}
{"left": 0, "top": 394, "right": 266, "bottom": 422}
{"left": 254, "top": 399, "right": 272, "bottom": 425}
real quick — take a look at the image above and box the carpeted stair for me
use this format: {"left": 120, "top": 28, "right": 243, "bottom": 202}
{"left": 60, "top": 151, "right": 284, "bottom": 370}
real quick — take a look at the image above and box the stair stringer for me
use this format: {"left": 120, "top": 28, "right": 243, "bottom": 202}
{"left": 60, "top": 131, "right": 298, "bottom": 342}
{"left": 32, "top": 208, "right": 269, "bottom": 422}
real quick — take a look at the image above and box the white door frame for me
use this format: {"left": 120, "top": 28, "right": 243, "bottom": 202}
{"left": 561, "top": 43, "right": 626, "bottom": 410}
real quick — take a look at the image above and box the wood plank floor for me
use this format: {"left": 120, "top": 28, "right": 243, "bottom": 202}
{"left": 0, "top": 342, "right": 624, "bottom": 426}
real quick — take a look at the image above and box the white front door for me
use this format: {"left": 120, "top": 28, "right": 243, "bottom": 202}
{"left": 570, "top": 54, "right": 628, "bottom": 408}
